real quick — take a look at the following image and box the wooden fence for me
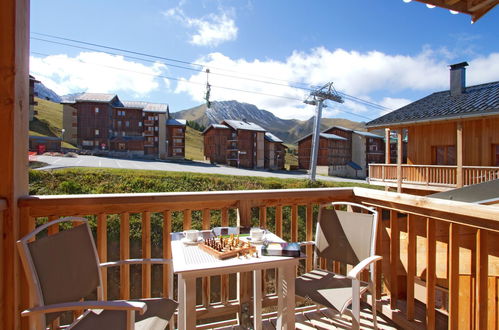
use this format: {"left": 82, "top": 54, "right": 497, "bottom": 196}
{"left": 16, "top": 187, "right": 499, "bottom": 329}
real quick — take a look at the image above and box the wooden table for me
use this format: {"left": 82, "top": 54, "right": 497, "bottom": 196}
{"left": 171, "top": 228, "right": 300, "bottom": 330}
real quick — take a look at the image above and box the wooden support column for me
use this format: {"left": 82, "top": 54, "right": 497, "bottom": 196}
{"left": 397, "top": 129, "right": 403, "bottom": 193}
{"left": 456, "top": 121, "right": 463, "bottom": 188}
{"left": 475, "top": 229, "right": 488, "bottom": 329}
{"left": 385, "top": 128, "right": 391, "bottom": 164}
{"left": 0, "top": 0, "right": 30, "bottom": 329}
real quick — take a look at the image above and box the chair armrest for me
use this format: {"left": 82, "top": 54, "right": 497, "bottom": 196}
{"left": 100, "top": 258, "right": 172, "bottom": 268}
{"left": 21, "top": 300, "right": 147, "bottom": 317}
{"left": 347, "top": 255, "right": 382, "bottom": 280}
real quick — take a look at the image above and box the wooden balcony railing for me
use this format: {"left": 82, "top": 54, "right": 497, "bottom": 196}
{"left": 369, "top": 164, "right": 499, "bottom": 190}
{"left": 16, "top": 188, "right": 499, "bottom": 329}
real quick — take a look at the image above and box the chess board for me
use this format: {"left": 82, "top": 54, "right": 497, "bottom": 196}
{"left": 199, "top": 235, "right": 257, "bottom": 259}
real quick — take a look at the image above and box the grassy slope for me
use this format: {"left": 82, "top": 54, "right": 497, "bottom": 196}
{"left": 185, "top": 127, "right": 204, "bottom": 160}
{"left": 29, "top": 167, "right": 375, "bottom": 196}
{"left": 30, "top": 98, "right": 76, "bottom": 148}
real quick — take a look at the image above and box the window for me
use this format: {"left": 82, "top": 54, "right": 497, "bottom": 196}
{"left": 117, "top": 121, "right": 121, "bottom": 126}
{"left": 139, "top": 122, "right": 142, "bottom": 127}
{"left": 155, "top": 126, "right": 159, "bottom": 131}
{"left": 95, "top": 129, "right": 100, "bottom": 136}
{"left": 125, "top": 121, "right": 130, "bottom": 127}
{"left": 118, "top": 143, "right": 126, "bottom": 150}
{"left": 122, "top": 132, "right": 125, "bottom": 137}
{"left": 432, "top": 145, "right": 456, "bottom": 165}
{"left": 154, "top": 137, "right": 158, "bottom": 142}
{"left": 173, "top": 148, "right": 182, "bottom": 154}
{"left": 82, "top": 140, "right": 93, "bottom": 146}
{"left": 369, "top": 145, "right": 378, "bottom": 152}
{"left": 95, "top": 107, "right": 99, "bottom": 113}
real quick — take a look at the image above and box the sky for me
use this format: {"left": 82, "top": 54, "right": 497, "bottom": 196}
{"left": 30, "top": 0, "right": 499, "bottom": 123}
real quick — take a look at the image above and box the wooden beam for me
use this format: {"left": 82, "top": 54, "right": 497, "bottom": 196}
{"left": 0, "top": 0, "right": 30, "bottom": 328}
{"left": 456, "top": 121, "right": 463, "bottom": 188}
{"left": 385, "top": 128, "right": 391, "bottom": 164}
{"left": 448, "top": 223, "right": 460, "bottom": 330}
{"left": 426, "top": 218, "right": 436, "bottom": 330}
{"left": 475, "top": 229, "right": 488, "bottom": 329}
{"left": 397, "top": 129, "right": 403, "bottom": 193}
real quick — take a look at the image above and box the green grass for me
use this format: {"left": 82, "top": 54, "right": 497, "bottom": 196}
{"left": 29, "top": 167, "right": 375, "bottom": 195}
{"left": 185, "top": 127, "right": 204, "bottom": 160}
{"left": 30, "top": 98, "right": 77, "bottom": 149}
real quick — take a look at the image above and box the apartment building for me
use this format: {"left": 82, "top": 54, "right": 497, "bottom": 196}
{"left": 64, "top": 93, "right": 185, "bottom": 159}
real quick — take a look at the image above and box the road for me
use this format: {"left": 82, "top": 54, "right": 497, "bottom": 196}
{"left": 34, "top": 155, "right": 367, "bottom": 184}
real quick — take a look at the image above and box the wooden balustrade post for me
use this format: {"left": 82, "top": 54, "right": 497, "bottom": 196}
{"left": 120, "top": 213, "right": 130, "bottom": 300}
{"left": 291, "top": 204, "right": 298, "bottom": 242}
{"left": 97, "top": 214, "right": 108, "bottom": 300}
{"left": 162, "top": 211, "right": 172, "bottom": 299}
{"left": 406, "top": 214, "right": 416, "bottom": 320}
{"left": 389, "top": 210, "right": 399, "bottom": 309}
{"left": 142, "top": 212, "right": 151, "bottom": 298}
{"left": 476, "top": 229, "right": 488, "bottom": 329}
{"left": 202, "top": 209, "right": 211, "bottom": 307}
{"left": 259, "top": 206, "right": 267, "bottom": 229}
{"left": 237, "top": 200, "right": 252, "bottom": 327}
{"left": 221, "top": 208, "right": 229, "bottom": 304}
{"left": 275, "top": 205, "right": 283, "bottom": 238}
{"left": 448, "top": 223, "right": 460, "bottom": 330}
{"left": 375, "top": 207, "right": 383, "bottom": 298}
{"left": 305, "top": 204, "right": 313, "bottom": 272}
{"left": 183, "top": 209, "right": 192, "bottom": 230}
{"left": 426, "top": 218, "right": 436, "bottom": 330}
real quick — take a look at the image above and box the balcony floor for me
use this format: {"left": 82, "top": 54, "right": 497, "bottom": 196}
{"left": 213, "top": 303, "right": 399, "bottom": 330}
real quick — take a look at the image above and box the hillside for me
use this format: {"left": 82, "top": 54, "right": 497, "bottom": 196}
{"left": 185, "top": 127, "right": 204, "bottom": 161}
{"left": 173, "top": 100, "right": 366, "bottom": 143}
{"left": 30, "top": 98, "right": 76, "bottom": 148}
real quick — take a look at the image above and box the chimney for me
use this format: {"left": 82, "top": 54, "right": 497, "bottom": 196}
{"left": 449, "top": 62, "right": 468, "bottom": 96}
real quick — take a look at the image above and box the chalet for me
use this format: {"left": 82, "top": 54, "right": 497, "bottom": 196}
{"left": 202, "top": 120, "right": 285, "bottom": 169}
{"left": 264, "top": 132, "right": 286, "bottom": 170}
{"left": 166, "top": 117, "right": 187, "bottom": 159}
{"left": 61, "top": 101, "right": 78, "bottom": 146}
{"left": 298, "top": 126, "right": 384, "bottom": 178}
{"left": 366, "top": 62, "right": 499, "bottom": 192}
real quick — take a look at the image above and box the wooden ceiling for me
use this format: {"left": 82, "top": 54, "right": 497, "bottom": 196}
{"left": 413, "top": 0, "right": 498, "bottom": 22}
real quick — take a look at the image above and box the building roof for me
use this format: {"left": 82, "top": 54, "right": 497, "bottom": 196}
{"left": 122, "top": 101, "right": 148, "bottom": 109}
{"left": 201, "top": 124, "right": 230, "bottom": 134}
{"left": 366, "top": 81, "right": 499, "bottom": 128}
{"left": 166, "top": 119, "right": 186, "bottom": 126}
{"left": 223, "top": 120, "right": 266, "bottom": 132}
{"left": 75, "top": 93, "right": 118, "bottom": 103}
{"left": 430, "top": 179, "right": 499, "bottom": 204}
{"left": 264, "top": 132, "right": 283, "bottom": 143}
{"left": 143, "top": 103, "right": 168, "bottom": 113}
{"left": 296, "top": 132, "right": 348, "bottom": 143}
{"left": 353, "top": 130, "right": 384, "bottom": 138}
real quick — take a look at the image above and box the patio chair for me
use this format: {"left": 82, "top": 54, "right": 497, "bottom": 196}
{"left": 296, "top": 202, "right": 381, "bottom": 329}
{"left": 17, "top": 217, "right": 178, "bottom": 330}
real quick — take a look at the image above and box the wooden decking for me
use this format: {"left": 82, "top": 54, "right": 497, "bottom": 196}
{"left": 213, "top": 304, "right": 399, "bottom": 330}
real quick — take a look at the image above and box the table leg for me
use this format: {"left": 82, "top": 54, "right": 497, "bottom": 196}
{"left": 276, "top": 263, "right": 295, "bottom": 330}
{"left": 178, "top": 274, "right": 196, "bottom": 330}
{"left": 253, "top": 269, "right": 262, "bottom": 330}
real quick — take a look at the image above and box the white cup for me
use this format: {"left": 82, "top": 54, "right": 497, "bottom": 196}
{"left": 250, "top": 228, "right": 265, "bottom": 242}
{"left": 184, "top": 229, "right": 200, "bottom": 242}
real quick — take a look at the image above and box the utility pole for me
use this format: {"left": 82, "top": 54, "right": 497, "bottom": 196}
{"left": 304, "top": 82, "right": 344, "bottom": 181}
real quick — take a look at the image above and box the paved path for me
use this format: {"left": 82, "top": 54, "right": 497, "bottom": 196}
{"left": 34, "top": 155, "right": 367, "bottom": 184}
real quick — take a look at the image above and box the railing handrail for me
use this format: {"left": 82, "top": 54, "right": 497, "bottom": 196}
{"left": 369, "top": 163, "right": 499, "bottom": 170}
{"left": 353, "top": 187, "right": 499, "bottom": 232}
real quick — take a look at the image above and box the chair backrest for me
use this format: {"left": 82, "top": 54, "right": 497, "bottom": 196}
{"left": 315, "top": 202, "right": 378, "bottom": 267}
{"left": 17, "top": 217, "right": 102, "bottom": 324}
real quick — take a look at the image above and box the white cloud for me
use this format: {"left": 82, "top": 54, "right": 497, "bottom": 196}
{"left": 30, "top": 52, "right": 167, "bottom": 96}
{"left": 378, "top": 97, "right": 412, "bottom": 115}
{"left": 164, "top": 7, "right": 238, "bottom": 47}
{"left": 174, "top": 48, "right": 499, "bottom": 120}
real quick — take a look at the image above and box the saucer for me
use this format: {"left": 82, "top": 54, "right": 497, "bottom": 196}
{"left": 247, "top": 237, "right": 265, "bottom": 244}
{"left": 181, "top": 237, "right": 204, "bottom": 245}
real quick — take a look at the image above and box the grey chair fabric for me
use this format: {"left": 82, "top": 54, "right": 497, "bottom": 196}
{"left": 315, "top": 208, "right": 374, "bottom": 266}
{"left": 295, "top": 203, "right": 379, "bottom": 327}
{"left": 296, "top": 269, "right": 368, "bottom": 313}
{"left": 19, "top": 219, "right": 178, "bottom": 329}
{"left": 72, "top": 298, "right": 177, "bottom": 330}
{"left": 28, "top": 224, "right": 100, "bottom": 324}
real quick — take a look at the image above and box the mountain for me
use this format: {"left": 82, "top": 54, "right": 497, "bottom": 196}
{"left": 34, "top": 82, "right": 62, "bottom": 103}
{"left": 60, "top": 92, "right": 85, "bottom": 102}
{"left": 173, "top": 100, "right": 366, "bottom": 144}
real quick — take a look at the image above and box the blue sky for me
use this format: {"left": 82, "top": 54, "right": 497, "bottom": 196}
{"left": 30, "top": 0, "right": 499, "bottom": 122}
